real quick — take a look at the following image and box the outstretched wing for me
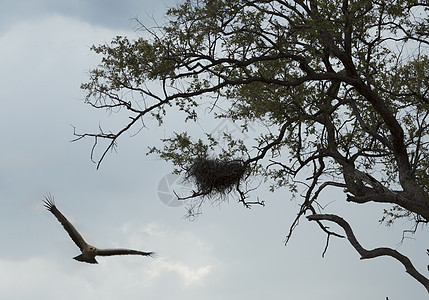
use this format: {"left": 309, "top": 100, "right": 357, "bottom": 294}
{"left": 96, "top": 248, "right": 156, "bottom": 258}
{"left": 43, "top": 194, "right": 88, "bottom": 251}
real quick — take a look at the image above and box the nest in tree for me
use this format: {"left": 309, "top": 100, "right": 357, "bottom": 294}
{"left": 185, "top": 158, "right": 248, "bottom": 197}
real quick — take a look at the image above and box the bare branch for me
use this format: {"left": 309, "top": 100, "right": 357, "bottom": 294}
{"left": 307, "top": 214, "right": 429, "bottom": 292}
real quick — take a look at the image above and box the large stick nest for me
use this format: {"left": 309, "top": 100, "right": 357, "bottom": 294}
{"left": 185, "top": 158, "right": 248, "bottom": 197}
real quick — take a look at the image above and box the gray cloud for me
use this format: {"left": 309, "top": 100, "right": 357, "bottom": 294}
{"left": 0, "top": 0, "right": 171, "bottom": 32}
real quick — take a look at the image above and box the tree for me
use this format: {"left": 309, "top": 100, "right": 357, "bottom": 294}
{"left": 75, "top": 0, "right": 429, "bottom": 292}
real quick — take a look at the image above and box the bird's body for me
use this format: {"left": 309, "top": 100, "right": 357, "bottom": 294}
{"left": 73, "top": 245, "right": 98, "bottom": 264}
{"left": 43, "top": 195, "right": 155, "bottom": 264}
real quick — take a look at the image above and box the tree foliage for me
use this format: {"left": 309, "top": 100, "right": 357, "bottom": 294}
{"left": 76, "top": 0, "right": 429, "bottom": 292}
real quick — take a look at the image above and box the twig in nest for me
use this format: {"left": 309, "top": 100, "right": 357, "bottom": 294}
{"left": 185, "top": 158, "right": 248, "bottom": 197}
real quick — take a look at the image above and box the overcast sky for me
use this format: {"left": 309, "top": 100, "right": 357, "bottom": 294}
{"left": 0, "top": 1, "right": 427, "bottom": 299}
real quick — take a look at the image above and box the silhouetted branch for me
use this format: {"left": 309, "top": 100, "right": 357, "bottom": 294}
{"left": 307, "top": 214, "right": 429, "bottom": 293}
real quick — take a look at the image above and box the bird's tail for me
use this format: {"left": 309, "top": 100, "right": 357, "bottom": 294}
{"left": 73, "top": 254, "right": 98, "bottom": 264}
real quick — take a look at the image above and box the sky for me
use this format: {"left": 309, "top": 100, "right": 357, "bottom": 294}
{"left": 0, "top": 1, "right": 428, "bottom": 299}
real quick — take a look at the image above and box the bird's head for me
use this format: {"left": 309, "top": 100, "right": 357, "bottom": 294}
{"left": 87, "top": 245, "right": 97, "bottom": 253}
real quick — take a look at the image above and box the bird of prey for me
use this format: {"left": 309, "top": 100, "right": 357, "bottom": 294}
{"left": 43, "top": 194, "right": 155, "bottom": 264}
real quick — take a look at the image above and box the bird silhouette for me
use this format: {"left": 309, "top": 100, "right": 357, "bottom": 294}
{"left": 43, "top": 194, "right": 155, "bottom": 264}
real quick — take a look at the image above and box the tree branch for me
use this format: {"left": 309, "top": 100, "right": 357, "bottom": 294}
{"left": 307, "top": 213, "right": 429, "bottom": 293}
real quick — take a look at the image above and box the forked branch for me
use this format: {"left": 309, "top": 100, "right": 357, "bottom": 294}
{"left": 307, "top": 213, "right": 429, "bottom": 293}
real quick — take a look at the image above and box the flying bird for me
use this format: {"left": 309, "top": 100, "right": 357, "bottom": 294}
{"left": 43, "top": 194, "right": 155, "bottom": 264}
